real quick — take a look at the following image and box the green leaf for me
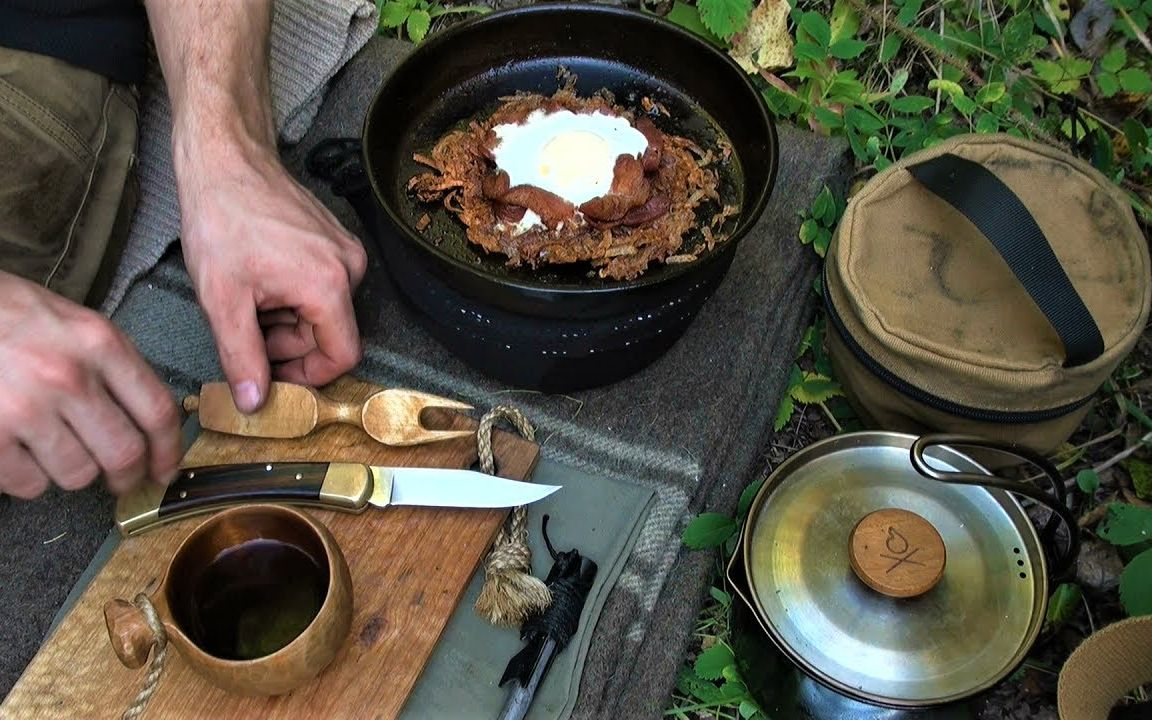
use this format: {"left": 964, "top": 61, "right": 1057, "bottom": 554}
{"left": 952, "top": 95, "right": 978, "bottom": 116}
{"left": 897, "top": 0, "right": 924, "bottom": 26}
{"left": 888, "top": 68, "right": 910, "bottom": 96}
{"left": 1125, "top": 459, "right": 1152, "bottom": 500}
{"left": 1101, "top": 45, "right": 1128, "bottom": 73}
{"left": 1098, "top": 502, "right": 1152, "bottom": 546}
{"left": 1077, "top": 468, "right": 1101, "bottom": 495}
{"left": 737, "top": 477, "right": 767, "bottom": 520}
{"left": 697, "top": 0, "right": 753, "bottom": 41}
{"left": 1046, "top": 582, "right": 1082, "bottom": 629}
{"left": 845, "top": 107, "right": 886, "bottom": 134}
{"left": 682, "top": 513, "right": 739, "bottom": 549}
{"left": 1032, "top": 57, "right": 1093, "bottom": 94}
{"left": 799, "top": 11, "right": 832, "bottom": 48}
{"left": 664, "top": 1, "right": 726, "bottom": 47}
{"left": 739, "top": 699, "right": 760, "bottom": 719}
{"left": 1034, "top": 9, "right": 1060, "bottom": 36}
{"left": 812, "top": 106, "right": 845, "bottom": 129}
{"left": 676, "top": 666, "right": 723, "bottom": 703}
{"left": 1001, "top": 14, "right": 1036, "bottom": 61}
{"left": 406, "top": 8, "right": 430, "bottom": 42}
{"left": 799, "top": 218, "right": 820, "bottom": 244}
{"left": 786, "top": 362, "right": 804, "bottom": 387}
{"left": 1098, "top": 72, "right": 1121, "bottom": 97}
{"left": 829, "top": 38, "right": 868, "bottom": 59}
{"left": 1118, "top": 68, "right": 1152, "bottom": 94}
{"left": 793, "top": 42, "right": 829, "bottom": 62}
{"left": 891, "top": 95, "right": 935, "bottom": 113}
{"left": 378, "top": 0, "right": 411, "bottom": 28}
{"left": 928, "top": 78, "right": 965, "bottom": 98}
{"left": 879, "top": 34, "right": 903, "bottom": 63}
{"left": 976, "top": 82, "right": 1006, "bottom": 104}
{"left": 710, "top": 586, "right": 732, "bottom": 606}
{"left": 975, "top": 112, "right": 1000, "bottom": 134}
{"left": 1120, "top": 548, "right": 1152, "bottom": 616}
{"left": 813, "top": 228, "right": 832, "bottom": 257}
{"left": 812, "top": 186, "right": 835, "bottom": 223}
{"left": 1125, "top": 118, "right": 1149, "bottom": 152}
{"left": 694, "top": 643, "right": 736, "bottom": 681}
{"left": 718, "top": 678, "right": 748, "bottom": 702}
{"left": 829, "top": 0, "right": 861, "bottom": 43}
{"left": 791, "top": 373, "right": 842, "bottom": 404}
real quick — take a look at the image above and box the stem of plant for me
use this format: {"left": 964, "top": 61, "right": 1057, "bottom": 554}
{"left": 818, "top": 401, "right": 843, "bottom": 433}
{"left": 663, "top": 701, "right": 738, "bottom": 716}
{"left": 1122, "top": 396, "right": 1152, "bottom": 433}
{"left": 1119, "top": 7, "right": 1152, "bottom": 56}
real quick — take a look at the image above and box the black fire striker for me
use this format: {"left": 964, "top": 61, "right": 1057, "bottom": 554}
{"left": 496, "top": 516, "right": 598, "bottom": 720}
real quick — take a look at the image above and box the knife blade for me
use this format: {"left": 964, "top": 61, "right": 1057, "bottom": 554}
{"left": 114, "top": 462, "right": 560, "bottom": 535}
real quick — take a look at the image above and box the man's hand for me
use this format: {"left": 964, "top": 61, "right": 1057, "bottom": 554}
{"left": 0, "top": 272, "right": 181, "bottom": 498}
{"left": 176, "top": 140, "right": 367, "bottom": 413}
{"left": 146, "top": 0, "right": 368, "bottom": 414}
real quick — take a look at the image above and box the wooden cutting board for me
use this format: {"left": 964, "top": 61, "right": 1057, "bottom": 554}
{"left": 1, "top": 376, "right": 539, "bottom": 719}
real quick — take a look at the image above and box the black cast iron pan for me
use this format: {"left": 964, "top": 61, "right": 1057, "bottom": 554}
{"left": 310, "top": 4, "right": 778, "bottom": 389}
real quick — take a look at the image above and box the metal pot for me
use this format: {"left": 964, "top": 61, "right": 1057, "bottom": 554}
{"left": 307, "top": 4, "right": 778, "bottom": 392}
{"left": 727, "top": 433, "right": 1078, "bottom": 718}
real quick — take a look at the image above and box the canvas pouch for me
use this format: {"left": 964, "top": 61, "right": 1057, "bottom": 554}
{"left": 825, "top": 133, "right": 1151, "bottom": 454}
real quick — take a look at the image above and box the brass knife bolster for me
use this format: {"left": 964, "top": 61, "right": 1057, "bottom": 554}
{"left": 115, "top": 462, "right": 376, "bottom": 535}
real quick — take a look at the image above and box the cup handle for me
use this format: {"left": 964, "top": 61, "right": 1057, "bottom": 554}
{"left": 910, "top": 433, "right": 1080, "bottom": 577}
{"left": 104, "top": 597, "right": 161, "bottom": 669}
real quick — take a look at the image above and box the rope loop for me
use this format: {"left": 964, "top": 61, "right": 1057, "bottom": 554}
{"left": 473, "top": 406, "right": 551, "bottom": 627}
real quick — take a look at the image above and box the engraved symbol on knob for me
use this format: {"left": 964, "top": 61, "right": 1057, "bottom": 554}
{"left": 879, "top": 526, "right": 926, "bottom": 573}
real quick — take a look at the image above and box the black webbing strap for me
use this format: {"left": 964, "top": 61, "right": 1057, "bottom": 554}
{"left": 907, "top": 153, "right": 1105, "bottom": 368}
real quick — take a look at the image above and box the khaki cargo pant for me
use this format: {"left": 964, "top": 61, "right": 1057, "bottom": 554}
{"left": 0, "top": 45, "right": 139, "bottom": 308}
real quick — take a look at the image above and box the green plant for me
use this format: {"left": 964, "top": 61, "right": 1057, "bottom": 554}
{"left": 695, "top": 0, "right": 753, "bottom": 41}
{"left": 667, "top": 1, "right": 1152, "bottom": 715}
{"left": 1097, "top": 502, "right": 1152, "bottom": 616}
{"left": 376, "top": 0, "right": 489, "bottom": 43}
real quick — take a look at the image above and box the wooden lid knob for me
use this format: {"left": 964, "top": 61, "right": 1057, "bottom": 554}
{"left": 849, "top": 509, "right": 946, "bottom": 598}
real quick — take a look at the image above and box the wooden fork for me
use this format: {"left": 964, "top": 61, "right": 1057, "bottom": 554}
{"left": 183, "top": 382, "right": 475, "bottom": 446}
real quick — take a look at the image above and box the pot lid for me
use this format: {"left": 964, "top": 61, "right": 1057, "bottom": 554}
{"left": 742, "top": 432, "right": 1046, "bottom": 707}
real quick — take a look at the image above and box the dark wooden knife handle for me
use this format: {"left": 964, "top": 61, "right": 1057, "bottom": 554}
{"left": 158, "top": 462, "right": 329, "bottom": 519}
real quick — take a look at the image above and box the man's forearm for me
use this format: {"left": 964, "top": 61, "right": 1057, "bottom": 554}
{"left": 143, "top": 0, "right": 276, "bottom": 171}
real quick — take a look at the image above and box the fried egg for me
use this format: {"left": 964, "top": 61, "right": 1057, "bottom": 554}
{"left": 491, "top": 109, "right": 648, "bottom": 234}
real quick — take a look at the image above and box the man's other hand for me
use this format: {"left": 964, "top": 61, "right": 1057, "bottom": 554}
{"left": 0, "top": 272, "right": 182, "bottom": 498}
{"left": 176, "top": 141, "right": 368, "bottom": 415}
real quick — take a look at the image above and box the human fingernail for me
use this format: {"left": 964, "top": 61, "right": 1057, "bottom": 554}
{"left": 235, "top": 381, "right": 262, "bottom": 413}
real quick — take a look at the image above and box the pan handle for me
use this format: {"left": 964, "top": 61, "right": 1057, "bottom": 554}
{"left": 306, "top": 137, "right": 370, "bottom": 198}
{"left": 910, "top": 434, "right": 1080, "bottom": 577}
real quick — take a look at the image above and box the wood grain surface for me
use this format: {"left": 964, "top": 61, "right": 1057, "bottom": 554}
{"left": 1, "top": 376, "right": 539, "bottom": 719}
{"left": 193, "top": 381, "right": 475, "bottom": 446}
{"left": 849, "top": 508, "right": 946, "bottom": 599}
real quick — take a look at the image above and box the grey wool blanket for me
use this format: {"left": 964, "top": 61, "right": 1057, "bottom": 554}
{"left": 0, "top": 25, "right": 850, "bottom": 720}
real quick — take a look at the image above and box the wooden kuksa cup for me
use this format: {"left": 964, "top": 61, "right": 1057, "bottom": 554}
{"left": 103, "top": 504, "right": 353, "bottom": 696}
